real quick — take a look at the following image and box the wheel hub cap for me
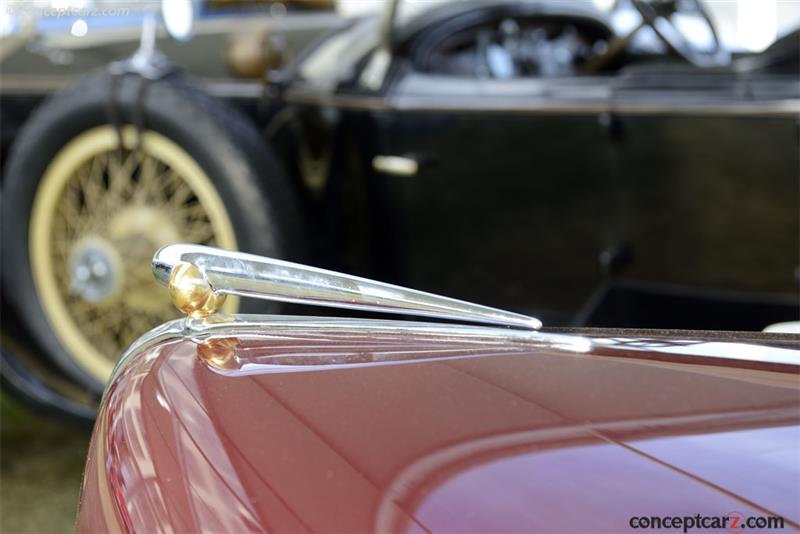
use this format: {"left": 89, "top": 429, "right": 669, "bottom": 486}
{"left": 69, "top": 238, "right": 120, "bottom": 303}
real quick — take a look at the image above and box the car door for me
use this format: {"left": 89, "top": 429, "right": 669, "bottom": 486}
{"left": 610, "top": 71, "right": 800, "bottom": 311}
{"left": 368, "top": 67, "right": 799, "bottom": 329}
{"left": 369, "top": 73, "right": 621, "bottom": 325}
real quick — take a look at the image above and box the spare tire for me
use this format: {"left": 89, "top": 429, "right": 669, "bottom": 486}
{"left": 2, "top": 69, "right": 299, "bottom": 393}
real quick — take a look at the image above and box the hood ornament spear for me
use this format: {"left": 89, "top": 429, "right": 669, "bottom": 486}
{"left": 153, "top": 244, "right": 542, "bottom": 330}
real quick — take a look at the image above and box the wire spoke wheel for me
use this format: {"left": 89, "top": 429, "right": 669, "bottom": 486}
{"left": 30, "top": 125, "right": 238, "bottom": 382}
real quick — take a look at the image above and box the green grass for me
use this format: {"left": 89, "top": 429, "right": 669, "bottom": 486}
{"left": 1, "top": 393, "right": 91, "bottom": 534}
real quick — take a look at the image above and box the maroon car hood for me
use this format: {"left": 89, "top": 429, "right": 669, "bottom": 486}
{"left": 77, "top": 326, "right": 800, "bottom": 532}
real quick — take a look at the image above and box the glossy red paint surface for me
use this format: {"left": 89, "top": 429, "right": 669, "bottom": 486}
{"left": 77, "top": 327, "right": 800, "bottom": 532}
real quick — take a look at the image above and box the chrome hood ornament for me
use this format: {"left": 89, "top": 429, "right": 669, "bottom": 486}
{"left": 153, "top": 244, "right": 542, "bottom": 330}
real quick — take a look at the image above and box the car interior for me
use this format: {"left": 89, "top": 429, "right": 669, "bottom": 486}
{"left": 403, "top": 2, "right": 799, "bottom": 79}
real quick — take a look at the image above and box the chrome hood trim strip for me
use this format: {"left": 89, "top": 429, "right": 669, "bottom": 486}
{"left": 107, "top": 314, "right": 586, "bottom": 392}
{"left": 107, "top": 314, "right": 798, "bottom": 397}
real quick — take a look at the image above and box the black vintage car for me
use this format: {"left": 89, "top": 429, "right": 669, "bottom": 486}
{"left": 2, "top": 0, "right": 798, "bottom": 406}
{"left": 266, "top": 0, "right": 799, "bottom": 328}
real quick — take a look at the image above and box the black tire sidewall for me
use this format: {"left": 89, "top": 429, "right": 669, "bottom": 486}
{"left": 2, "top": 70, "right": 296, "bottom": 393}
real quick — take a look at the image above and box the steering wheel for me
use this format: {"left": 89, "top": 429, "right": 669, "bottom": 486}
{"left": 632, "top": 0, "right": 729, "bottom": 67}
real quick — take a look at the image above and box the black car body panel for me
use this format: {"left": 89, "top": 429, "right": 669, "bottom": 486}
{"left": 265, "top": 1, "right": 800, "bottom": 329}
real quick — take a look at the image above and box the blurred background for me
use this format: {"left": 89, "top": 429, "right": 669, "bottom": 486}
{"left": 1, "top": 0, "right": 798, "bottom": 531}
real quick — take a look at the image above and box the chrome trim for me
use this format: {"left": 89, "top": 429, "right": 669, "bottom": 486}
{"left": 372, "top": 155, "right": 419, "bottom": 176}
{"left": 282, "top": 90, "right": 800, "bottom": 117}
{"left": 106, "top": 313, "right": 799, "bottom": 399}
{"left": 591, "top": 336, "right": 800, "bottom": 368}
{"left": 153, "top": 244, "right": 542, "bottom": 329}
{"left": 107, "top": 313, "right": 586, "bottom": 390}
{"left": 392, "top": 96, "right": 800, "bottom": 116}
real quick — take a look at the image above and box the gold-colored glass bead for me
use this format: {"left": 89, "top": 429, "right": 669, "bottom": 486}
{"left": 168, "top": 261, "right": 226, "bottom": 318}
